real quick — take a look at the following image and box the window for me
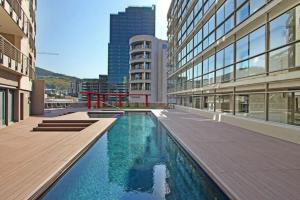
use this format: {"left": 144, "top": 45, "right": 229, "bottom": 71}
{"left": 236, "top": 0, "right": 246, "bottom": 8}
{"left": 224, "top": 16, "right": 234, "bottom": 33}
{"left": 216, "top": 95, "right": 234, "bottom": 113}
{"left": 235, "top": 94, "right": 266, "bottom": 120}
{"left": 216, "top": 49, "right": 225, "bottom": 69}
{"left": 236, "top": 55, "right": 265, "bottom": 78}
{"left": 249, "top": 26, "right": 265, "bottom": 56}
{"left": 269, "top": 9, "right": 296, "bottom": 50}
{"left": 237, "top": 26, "right": 266, "bottom": 61}
{"left": 269, "top": 43, "right": 298, "bottom": 72}
{"left": 216, "top": 4, "right": 225, "bottom": 26}
{"left": 225, "top": 0, "right": 234, "bottom": 18}
{"left": 216, "top": 24, "right": 224, "bottom": 39}
{"left": 216, "top": 65, "right": 233, "bottom": 83}
{"left": 236, "top": 36, "right": 249, "bottom": 61}
{"left": 194, "top": 77, "right": 202, "bottom": 88}
{"left": 193, "top": 96, "right": 203, "bottom": 109}
{"left": 224, "top": 44, "right": 234, "bottom": 66}
{"left": 250, "top": 0, "right": 266, "bottom": 14}
{"left": 193, "top": 62, "right": 202, "bottom": 78}
{"left": 236, "top": 2, "right": 249, "bottom": 24}
{"left": 269, "top": 93, "right": 293, "bottom": 125}
{"left": 8, "top": 90, "right": 14, "bottom": 123}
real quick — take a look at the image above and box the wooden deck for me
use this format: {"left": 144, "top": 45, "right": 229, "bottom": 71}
{"left": 152, "top": 110, "right": 300, "bottom": 200}
{"left": 0, "top": 112, "right": 116, "bottom": 200}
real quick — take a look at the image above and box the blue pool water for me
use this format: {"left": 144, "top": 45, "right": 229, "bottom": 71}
{"left": 42, "top": 113, "right": 229, "bottom": 200}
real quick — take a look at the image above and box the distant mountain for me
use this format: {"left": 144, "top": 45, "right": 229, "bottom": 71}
{"left": 36, "top": 67, "right": 80, "bottom": 90}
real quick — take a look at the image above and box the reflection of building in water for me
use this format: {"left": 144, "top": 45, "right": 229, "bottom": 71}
{"left": 161, "top": 122, "right": 228, "bottom": 200}
{"left": 107, "top": 114, "right": 166, "bottom": 192}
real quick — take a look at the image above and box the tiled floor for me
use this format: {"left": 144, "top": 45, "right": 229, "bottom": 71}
{"left": 152, "top": 109, "right": 300, "bottom": 200}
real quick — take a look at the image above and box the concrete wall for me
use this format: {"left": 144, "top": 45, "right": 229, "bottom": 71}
{"left": 175, "top": 105, "right": 300, "bottom": 145}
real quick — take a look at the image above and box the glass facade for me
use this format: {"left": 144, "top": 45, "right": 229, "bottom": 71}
{"left": 108, "top": 7, "right": 155, "bottom": 84}
{"left": 167, "top": 0, "right": 300, "bottom": 126}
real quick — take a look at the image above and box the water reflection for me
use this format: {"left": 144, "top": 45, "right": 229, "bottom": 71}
{"left": 42, "top": 113, "right": 229, "bottom": 200}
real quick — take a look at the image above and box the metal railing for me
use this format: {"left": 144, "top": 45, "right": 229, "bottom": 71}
{"left": 0, "top": 34, "right": 29, "bottom": 75}
{"left": 3, "top": 0, "right": 34, "bottom": 38}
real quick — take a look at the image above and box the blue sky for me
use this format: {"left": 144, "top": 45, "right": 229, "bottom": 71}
{"left": 36, "top": 0, "right": 171, "bottom": 78}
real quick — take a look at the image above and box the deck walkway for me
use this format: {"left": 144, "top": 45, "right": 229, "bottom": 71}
{"left": 0, "top": 112, "right": 116, "bottom": 200}
{"left": 153, "top": 110, "right": 300, "bottom": 200}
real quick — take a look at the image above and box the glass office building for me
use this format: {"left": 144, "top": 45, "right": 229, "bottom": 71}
{"left": 167, "top": 0, "right": 300, "bottom": 126}
{"left": 108, "top": 6, "right": 156, "bottom": 84}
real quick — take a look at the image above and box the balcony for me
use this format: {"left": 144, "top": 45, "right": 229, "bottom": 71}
{"left": 0, "top": 0, "right": 31, "bottom": 37}
{"left": 0, "top": 34, "right": 29, "bottom": 76}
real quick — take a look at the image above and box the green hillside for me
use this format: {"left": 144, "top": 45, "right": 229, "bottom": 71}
{"left": 35, "top": 67, "right": 80, "bottom": 90}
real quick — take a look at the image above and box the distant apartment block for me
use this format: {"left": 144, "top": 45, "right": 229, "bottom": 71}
{"left": 108, "top": 6, "right": 155, "bottom": 84}
{"left": 0, "top": 0, "right": 37, "bottom": 127}
{"left": 167, "top": 0, "right": 300, "bottom": 126}
{"left": 129, "top": 35, "right": 168, "bottom": 104}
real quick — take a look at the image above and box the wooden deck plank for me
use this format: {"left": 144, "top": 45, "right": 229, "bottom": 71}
{"left": 0, "top": 112, "right": 116, "bottom": 200}
{"left": 152, "top": 110, "right": 300, "bottom": 200}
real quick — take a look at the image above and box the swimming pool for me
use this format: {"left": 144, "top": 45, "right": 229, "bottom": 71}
{"left": 42, "top": 113, "right": 229, "bottom": 200}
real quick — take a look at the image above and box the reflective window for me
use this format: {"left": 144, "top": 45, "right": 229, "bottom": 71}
{"left": 236, "top": 0, "right": 246, "bottom": 8}
{"left": 193, "top": 62, "right": 202, "bottom": 78}
{"left": 269, "top": 9, "right": 296, "bottom": 50}
{"left": 236, "top": 37, "right": 249, "bottom": 61}
{"left": 216, "top": 50, "right": 224, "bottom": 70}
{"left": 216, "top": 95, "right": 234, "bottom": 113}
{"left": 269, "top": 43, "right": 298, "bottom": 72}
{"left": 250, "top": 0, "right": 266, "bottom": 14}
{"left": 225, "top": 0, "right": 234, "bottom": 18}
{"left": 224, "top": 44, "right": 234, "bottom": 66}
{"left": 216, "top": 65, "right": 233, "bottom": 83}
{"left": 216, "top": 4, "right": 225, "bottom": 26}
{"left": 224, "top": 16, "right": 234, "bottom": 33}
{"left": 217, "top": 24, "right": 224, "bottom": 39}
{"left": 236, "top": 55, "right": 265, "bottom": 78}
{"left": 249, "top": 26, "right": 265, "bottom": 56}
{"left": 236, "top": 2, "right": 249, "bottom": 24}
{"left": 235, "top": 94, "right": 266, "bottom": 120}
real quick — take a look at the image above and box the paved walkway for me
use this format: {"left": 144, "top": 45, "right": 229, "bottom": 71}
{"left": 153, "top": 110, "right": 300, "bottom": 200}
{"left": 0, "top": 112, "right": 116, "bottom": 200}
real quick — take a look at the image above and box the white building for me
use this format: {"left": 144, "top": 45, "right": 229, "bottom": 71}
{"left": 129, "top": 35, "right": 168, "bottom": 104}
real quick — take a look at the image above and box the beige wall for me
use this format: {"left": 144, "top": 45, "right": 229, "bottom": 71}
{"left": 31, "top": 80, "right": 45, "bottom": 115}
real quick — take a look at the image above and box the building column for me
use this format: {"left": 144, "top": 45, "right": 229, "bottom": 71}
{"left": 14, "top": 90, "right": 20, "bottom": 122}
{"left": 145, "top": 95, "right": 149, "bottom": 107}
{"left": 87, "top": 94, "right": 91, "bottom": 110}
{"left": 118, "top": 95, "right": 122, "bottom": 108}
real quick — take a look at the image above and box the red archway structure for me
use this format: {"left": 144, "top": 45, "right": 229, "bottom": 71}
{"left": 80, "top": 92, "right": 150, "bottom": 109}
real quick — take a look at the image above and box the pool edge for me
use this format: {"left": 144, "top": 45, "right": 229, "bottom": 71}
{"left": 151, "top": 110, "right": 236, "bottom": 200}
{"left": 28, "top": 118, "right": 118, "bottom": 200}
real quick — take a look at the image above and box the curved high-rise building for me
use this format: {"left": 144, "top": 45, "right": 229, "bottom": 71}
{"left": 129, "top": 35, "right": 168, "bottom": 104}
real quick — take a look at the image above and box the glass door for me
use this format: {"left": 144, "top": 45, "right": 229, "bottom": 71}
{"left": 8, "top": 90, "right": 14, "bottom": 123}
{"left": 0, "top": 90, "right": 5, "bottom": 126}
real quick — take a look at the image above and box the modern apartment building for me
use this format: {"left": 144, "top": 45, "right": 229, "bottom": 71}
{"left": 0, "top": 0, "right": 37, "bottom": 127}
{"left": 167, "top": 0, "right": 300, "bottom": 127}
{"left": 129, "top": 35, "right": 168, "bottom": 104}
{"left": 108, "top": 6, "right": 155, "bottom": 84}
